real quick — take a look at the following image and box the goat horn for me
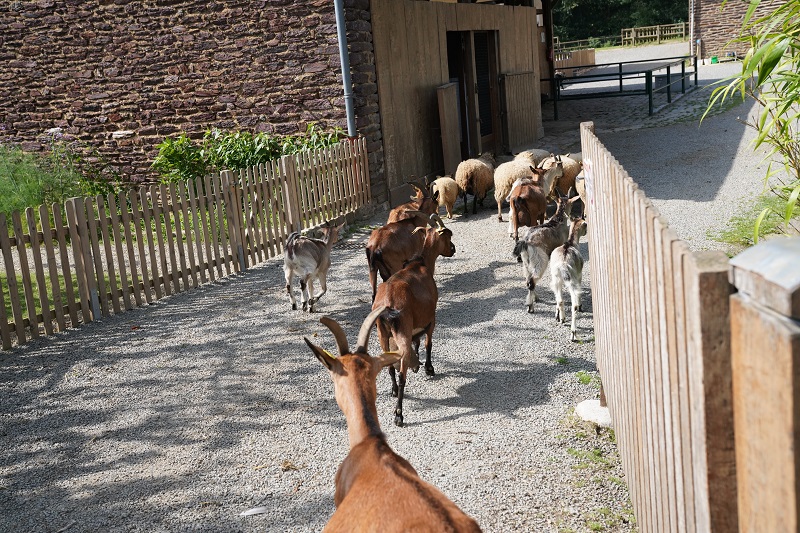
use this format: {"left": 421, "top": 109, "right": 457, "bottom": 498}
{"left": 319, "top": 316, "right": 350, "bottom": 356}
{"left": 355, "top": 306, "right": 387, "bottom": 353}
{"left": 429, "top": 213, "right": 445, "bottom": 229}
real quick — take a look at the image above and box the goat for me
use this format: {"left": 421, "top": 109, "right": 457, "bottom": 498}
{"left": 550, "top": 217, "right": 588, "bottom": 341}
{"left": 512, "top": 195, "right": 579, "bottom": 313}
{"left": 284, "top": 221, "right": 344, "bottom": 312}
{"left": 505, "top": 167, "right": 550, "bottom": 241}
{"left": 373, "top": 214, "right": 455, "bottom": 427}
{"left": 304, "top": 309, "right": 482, "bottom": 533}
{"left": 494, "top": 158, "right": 563, "bottom": 222}
{"left": 538, "top": 154, "right": 582, "bottom": 199}
{"left": 365, "top": 214, "right": 428, "bottom": 302}
{"left": 430, "top": 175, "right": 461, "bottom": 219}
{"left": 454, "top": 152, "right": 496, "bottom": 216}
{"left": 388, "top": 182, "right": 439, "bottom": 224}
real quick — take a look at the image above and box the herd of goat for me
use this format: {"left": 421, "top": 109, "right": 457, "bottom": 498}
{"left": 282, "top": 149, "right": 589, "bottom": 532}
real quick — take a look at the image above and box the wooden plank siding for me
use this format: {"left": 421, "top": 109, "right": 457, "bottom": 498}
{"left": 371, "top": 0, "right": 542, "bottom": 203}
{"left": 580, "top": 121, "right": 737, "bottom": 532}
{"left": 0, "top": 141, "right": 370, "bottom": 348}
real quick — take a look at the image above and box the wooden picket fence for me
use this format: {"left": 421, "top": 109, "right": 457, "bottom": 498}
{"left": 580, "top": 121, "right": 737, "bottom": 532}
{"left": 622, "top": 22, "right": 687, "bottom": 46}
{"left": 0, "top": 137, "right": 371, "bottom": 350}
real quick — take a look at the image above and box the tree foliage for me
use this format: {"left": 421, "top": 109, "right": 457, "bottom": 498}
{"left": 705, "top": 0, "right": 800, "bottom": 243}
{"left": 553, "top": 0, "right": 688, "bottom": 42}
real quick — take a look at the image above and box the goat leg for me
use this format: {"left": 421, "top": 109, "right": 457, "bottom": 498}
{"left": 423, "top": 327, "right": 435, "bottom": 377}
{"left": 285, "top": 270, "right": 297, "bottom": 310}
{"left": 394, "top": 369, "right": 406, "bottom": 427}
{"left": 526, "top": 276, "right": 537, "bottom": 313}
{"left": 309, "top": 274, "right": 328, "bottom": 312}
{"left": 389, "top": 366, "right": 399, "bottom": 397}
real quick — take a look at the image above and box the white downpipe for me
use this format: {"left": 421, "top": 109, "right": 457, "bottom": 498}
{"left": 334, "top": 0, "right": 357, "bottom": 137}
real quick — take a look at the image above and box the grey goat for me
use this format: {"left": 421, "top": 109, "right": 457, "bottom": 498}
{"left": 283, "top": 221, "right": 344, "bottom": 312}
{"left": 512, "top": 194, "right": 578, "bottom": 313}
{"left": 549, "top": 218, "right": 587, "bottom": 341}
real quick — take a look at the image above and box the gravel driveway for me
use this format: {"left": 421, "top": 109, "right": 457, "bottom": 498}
{"left": 1, "top": 42, "right": 768, "bottom": 533}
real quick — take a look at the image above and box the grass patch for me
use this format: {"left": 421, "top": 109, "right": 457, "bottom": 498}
{"left": 576, "top": 370, "right": 601, "bottom": 389}
{"left": 710, "top": 193, "right": 787, "bottom": 249}
{"left": 556, "top": 356, "right": 569, "bottom": 365}
{"left": 2, "top": 269, "right": 113, "bottom": 321}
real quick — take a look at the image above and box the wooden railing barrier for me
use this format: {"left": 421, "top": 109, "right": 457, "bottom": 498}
{"left": 0, "top": 137, "right": 371, "bottom": 349}
{"left": 581, "top": 121, "right": 737, "bottom": 531}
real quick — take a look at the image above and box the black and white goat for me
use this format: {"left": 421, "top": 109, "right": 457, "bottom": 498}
{"left": 512, "top": 194, "right": 578, "bottom": 313}
{"left": 549, "top": 218, "right": 587, "bottom": 341}
{"left": 283, "top": 221, "right": 344, "bottom": 312}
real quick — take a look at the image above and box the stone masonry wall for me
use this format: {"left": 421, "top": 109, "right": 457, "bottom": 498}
{"left": 694, "top": 0, "right": 785, "bottom": 59}
{"left": 0, "top": 0, "right": 386, "bottom": 201}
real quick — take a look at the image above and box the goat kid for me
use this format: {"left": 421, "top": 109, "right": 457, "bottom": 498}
{"left": 549, "top": 218, "right": 587, "bottom": 341}
{"left": 305, "top": 309, "right": 482, "bottom": 533}
{"left": 373, "top": 214, "right": 455, "bottom": 427}
{"left": 284, "top": 221, "right": 344, "bottom": 312}
{"left": 512, "top": 195, "right": 578, "bottom": 313}
{"left": 505, "top": 166, "right": 553, "bottom": 241}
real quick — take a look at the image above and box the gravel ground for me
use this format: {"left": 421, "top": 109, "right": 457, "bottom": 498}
{"left": 1, "top": 42, "right": 770, "bottom": 533}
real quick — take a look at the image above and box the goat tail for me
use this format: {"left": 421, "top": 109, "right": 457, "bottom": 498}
{"left": 512, "top": 240, "right": 526, "bottom": 259}
{"left": 368, "top": 248, "right": 392, "bottom": 281}
{"left": 529, "top": 246, "right": 549, "bottom": 280}
{"left": 286, "top": 231, "right": 301, "bottom": 260}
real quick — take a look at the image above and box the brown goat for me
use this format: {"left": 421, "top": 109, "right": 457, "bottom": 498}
{"left": 373, "top": 214, "right": 455, "bottom": 427}
{"left": 364, "top": 216, "right": 427, "bottom": 302}
{"left": 506, "top": 168, "right": 549, "bottom": 241}
{"left": 304, "top": 310, "right": 482, "bottom": 533}
{"left": 387, "top": 183, "right": 439, "bottom": 224}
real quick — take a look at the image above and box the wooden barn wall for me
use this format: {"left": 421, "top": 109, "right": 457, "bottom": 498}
{"left": 371, "top": 0, "right": 542, "bottom": 203}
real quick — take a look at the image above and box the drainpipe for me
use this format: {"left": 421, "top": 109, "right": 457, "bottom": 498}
{"left": 334, "top": 0, "right": 357, "bottom": 138}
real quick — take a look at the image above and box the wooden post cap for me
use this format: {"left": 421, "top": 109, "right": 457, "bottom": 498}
{"left": 729, "top": 237, "right": 800, "bottom": 319}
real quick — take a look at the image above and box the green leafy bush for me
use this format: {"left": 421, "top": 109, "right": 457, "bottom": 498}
{"left": 151, "top": 123, "right": 346, "bottom": 183}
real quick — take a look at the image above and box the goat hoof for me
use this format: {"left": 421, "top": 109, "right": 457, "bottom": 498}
{"left": 425, "top": 365, "right": 435, "bottom": 376}
{"left": 291, "top": 303, "right": 297, "bottom": 310}
{"left": 391, "top": 387, "right": 398, "bottom": 398}
{"left": 394, "top": 415, "right": 404, "bottom": 427}
{"left": 578, "top": 304, "right": 584, "bottom": 312}
{"left": 517, "top": 255, "right": 522, "bottom": 263}
{"left": 571, "top": 333, "right": 578, "bottom": 342}
{"left": 527, "top": 305, "right": 534, "bottom": 314}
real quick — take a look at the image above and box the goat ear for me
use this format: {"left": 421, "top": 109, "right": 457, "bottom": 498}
{"left": 372, "top": 351, "right": 402, "bottom": 376}
{"left": 304, "top": 337, "right": 342, "bottom": 374}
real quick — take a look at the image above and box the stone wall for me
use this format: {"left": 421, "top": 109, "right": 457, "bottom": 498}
{"left": 693, "top": 0, "right": 785, "bottom": 59}
{"left": 0, "top": 0, "right": 386, "bottom": 201}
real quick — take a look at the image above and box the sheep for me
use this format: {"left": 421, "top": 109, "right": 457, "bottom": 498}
{"left": 304, "top": 310, "right": 482, "bottom": 533}
{"left": 565, "top": 151, "right": 583, "bottom": 165}
{"left": 514, "top": 149, "right": 551, "bottom": 166}
{"left": 454, "top": 152, "right": 496, "bottom": 216}
{"left": 512, "top": 195, "right": 579, "bottom": 313}
{"left": 538, "top": 154, "right": 582, "bottom": 199}
{"left": 388, "top": 182, "right": 439, "bottom": 224}
{"left": 550, "top": 217, "right": 588, "bottom": 341}
{"left": 574, "top": 169, "right": 588, "bottom": 219}
{"left": 494, "top": 158, "right": 563, "bottom": 222}
{"left": 365, "top": 214, "right": 427, "bottom": 302}
{"left": 430, "top": 175, "right": 461, "bottom": 219}
{"left": 284, "top": 221, "right": 344, "bottom": 312}
{"left": 506, "top": 172, "right": 548, "bottom": 241}
{"left": 373, "top": 214, "right": 455, "bottom": 427}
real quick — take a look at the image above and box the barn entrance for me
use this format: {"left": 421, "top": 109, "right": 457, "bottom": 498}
{"left": 445, "top": 30, "right": 500, "bottom": 160}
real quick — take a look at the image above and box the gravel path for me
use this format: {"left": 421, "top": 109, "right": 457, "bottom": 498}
{"left": 1, "top": 42, "right": 769, "bottom": 533}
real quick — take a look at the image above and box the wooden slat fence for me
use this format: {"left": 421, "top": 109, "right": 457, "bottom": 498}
{"left": 553, "top": 49, "right": 596, "bottom": 77}
{"left": 622, "top": 22, "right": 687, "bottom": 46}
{"left": 580, "top": 121, "right": 737, "bottom": 532}
{"left": 0, "top": 137, "right": 371, "bottom": 349}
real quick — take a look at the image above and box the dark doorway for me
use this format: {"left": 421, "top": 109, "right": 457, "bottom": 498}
{"left": 446, "top": 30, "right": 500, "bottom": 159}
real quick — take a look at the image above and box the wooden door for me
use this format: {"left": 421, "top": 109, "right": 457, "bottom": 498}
{"left": 437, "top": 82, "right": 461, "bottom": 176}
{"left": 473, "top": 31, "right": 500, "bottom": 155}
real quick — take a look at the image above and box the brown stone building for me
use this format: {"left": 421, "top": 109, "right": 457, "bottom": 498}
{"left": 690, "top": 0, "right": 785, "bottom": 60}
{"left": 0, "top": 0, "right": 550, "bottom": 205}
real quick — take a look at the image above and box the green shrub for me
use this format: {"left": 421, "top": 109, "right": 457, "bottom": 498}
{"left": 151, "top": 123, "right": 346, "bottom": 184}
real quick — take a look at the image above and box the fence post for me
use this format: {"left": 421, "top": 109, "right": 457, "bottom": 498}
{"left": 729, "top": 237, "right": 800, "bottom": 533}
{"left": 281, "top": 154, "right": 303, "bottom": 233}
{"left": 221, "top": 170, "right": 247, "bottom": 272}
{"left": 65, "top": 198, "right": 97, "bottom": 323}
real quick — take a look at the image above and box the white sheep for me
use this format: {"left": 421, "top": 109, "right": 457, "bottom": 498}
{"left": 494, "top": 158, "right": 563, "bottom": 222}
{"left": 454, "top": 152, "right": 496, "bottom": 216}
{"left": 549, "top": 217, "right": 587, "bottom": 341}
{"left": 514, "top": 149, "right": 551, "bottom": 166}
{"left": 430, "top": 176, "right": 461, "bottom": 219}
{"left": 574, "top": 169, "right": 587, "bottom": 219}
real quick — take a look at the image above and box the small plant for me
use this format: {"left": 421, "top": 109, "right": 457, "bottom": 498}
{"left": 151, "top": 133, "right": 208, "bottom": 183}
{"left": 556, "top": 356, "right": 569, "bottom": 365}
{"left": 577, "top": 370, "right": 593, "bottom": 385}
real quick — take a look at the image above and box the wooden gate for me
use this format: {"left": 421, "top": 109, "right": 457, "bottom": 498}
{"left": 501, "top": 71, "right": 540, "bottom": 153}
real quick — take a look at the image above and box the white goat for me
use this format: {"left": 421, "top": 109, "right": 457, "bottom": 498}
{"left": 549, "top": 218, "right": 587, "bottom": 341}
{"left": 512, "top": 195, "right": 578, "bottom": 313}
{"left": 284, "top": 221, "right": 344, "bottom": 312}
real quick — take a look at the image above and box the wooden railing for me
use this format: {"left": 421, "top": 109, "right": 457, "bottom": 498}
{"left": 622, "top": 22, "right": 687, "bottom": 46}
{"left": 0, "top": 137, "right": 371, "bottom": 349}
{"left": 580, "top": 121, "right": 737, "bottom": 531}
{"left": 554, "top": 49, "right": 596, "bottom": 76}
